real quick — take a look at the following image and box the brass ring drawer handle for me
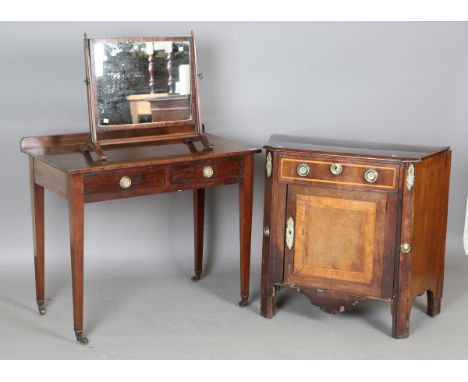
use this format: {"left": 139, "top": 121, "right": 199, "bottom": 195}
{"left": 202, "top": 165, "right": 214, "bottom": 178}
{"left": 119, "top": 176, "right": 132, "bottom": 189}
{"left": 364, "top": 169, "right": 379, "bottom": 183}
{"left": 330, "top": 163, "right": 343, "bottom": 175}
{"left": 297, "top": 163, "right": 310, "bottom": 177}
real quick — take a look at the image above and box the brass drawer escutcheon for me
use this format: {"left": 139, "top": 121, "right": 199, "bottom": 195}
{"left": 263, "top": 226, "right": 270, "bottom": 238}
{"left": 119, "top": 176, "right": 132, "bottom": 189}
{"left": 202, "top": 165, "right": 214, "bottom": 178}
{"left": 330, "top": 163, "right": 343, "bottom": 175}
{"left": 297, "top": 164, "right": 310, "bottom": 177}
{"left": 364, "top": 168, "right": 379, "bottom": 183}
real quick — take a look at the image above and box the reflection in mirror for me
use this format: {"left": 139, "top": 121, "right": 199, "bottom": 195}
{"left": 93, "top": 40, "right": 191, "bottom": 126}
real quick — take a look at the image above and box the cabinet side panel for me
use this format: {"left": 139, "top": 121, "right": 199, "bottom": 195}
{"left": 34, "top": 160, "right": 68, "bottom": 198}
{"left": 410, "top": 150, "right": 451, "bottom": 300}
{"left": 261, "top": 151, "right": 287, "bottom": 291}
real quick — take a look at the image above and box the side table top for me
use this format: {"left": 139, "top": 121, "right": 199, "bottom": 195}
{"left": 21, "top": 133, "right": 261, "bottom": 174}
{"left": 265, "top": 134, "right": 449, "bottom": 161}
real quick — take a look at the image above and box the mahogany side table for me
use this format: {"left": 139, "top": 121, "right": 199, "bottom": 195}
{"left": 21, "top": 132, "right": 261, "bottom": 344}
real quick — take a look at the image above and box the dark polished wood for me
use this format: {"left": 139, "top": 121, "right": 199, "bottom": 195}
{"left": 192, "top": 188, "right": 205, "bottom": 282}
{"left": 239, "top": 155, "right": 254, "bottom": 306}
{"left": 22, "top": 133, "right": 261, "bottom": 343}
{"left": 68, "top": 174, "right": 87, "bottom": 344}
{"left": 29, "top": 158, "right": 46, "bottom": 316}
{"left": 261, "top": 135, "right": 451, "bottom": 339}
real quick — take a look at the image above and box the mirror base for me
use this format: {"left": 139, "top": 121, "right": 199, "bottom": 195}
{"left": 81, "top": 139, "right": 107, "bottom": 161}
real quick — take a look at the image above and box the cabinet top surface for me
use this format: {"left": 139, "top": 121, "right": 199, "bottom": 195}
{"left": 21, "top": 133, "right": 261, "bottom": 174}
{"left": 265, "top": 134, "right": 449, "bottom": 160}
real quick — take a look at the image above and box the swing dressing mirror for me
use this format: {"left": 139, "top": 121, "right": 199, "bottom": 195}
{"left": 83, "top": 33, "right": 210, "bottom": 160}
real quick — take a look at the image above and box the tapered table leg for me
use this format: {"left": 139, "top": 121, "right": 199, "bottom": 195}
{"left": 238, "top": 155, "right": 254, "bottom": 307}
{"left": 68, "top": 174, "right": 88, "bottom": 345}
{"left": 192, "top": 188, "right": 205, "bottom": 282}
{"left": 30, "top": 158, "right": 46, "bottom": 316}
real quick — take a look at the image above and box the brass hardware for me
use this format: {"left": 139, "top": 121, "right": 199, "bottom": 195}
{"left": 75, "top": 331, "right": 89, "bottom": 345}
{"left": 330, "top": 163, "right": 343, "bottom": 175}
{"left": 400, "top": 243, "right": 411, "bottom": 253}
{"left": 406, "top": 164, "right": 415, "bottom": 191}
{"left": 364, "top": 168, "right": 379, "bottom": 183}
{"left": 37, "top": 299, "right": 46, "bottom": 316}
{"left": 297, "top": 163, "right": 310, "bottom": 177}
{"left": 239, "top": 295, "right": 249, "bottom": 307}
{"left": 202, "top": 165, "right": 214, "bottom": 178}
{"left": 286, "top": 217, "right": 295, "bottom": 250}
{"left": 191, "top": 272, "right": 201, "bottom": 282}
{"left": 265, "top": 152, "right": 272, "bottom": 178}
{"left": 119, "top": 176, "right": 132, "bottom": 189}
{"left": 263, "top": 226, "right": 270, "bottom": 238}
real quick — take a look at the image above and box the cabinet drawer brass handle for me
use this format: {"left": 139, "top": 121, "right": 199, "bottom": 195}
{"left": 202, "top": 165, "right": 214, "bottom": 178}
{"left": 297, "top": 164, "right": 310, "bottom": 177}
{"left": 119, "top": 176, "right": 132, "bottom": 189}
{"left": 364, "top": 168, "right": 379, "bottom": 183}
{"left": 330, "top": 163, "right": 343, "bottom": 175}
{"left": 285, "top": 217, "right": 295, "bottom": 250}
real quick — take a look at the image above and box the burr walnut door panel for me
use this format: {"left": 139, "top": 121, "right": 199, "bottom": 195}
{"left": 284, "top": 185, "right": 396, "bottom": 299}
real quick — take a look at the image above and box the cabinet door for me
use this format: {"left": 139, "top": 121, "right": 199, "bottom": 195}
{"left": 284, "top": 184, "right": 396, "bottom": 298}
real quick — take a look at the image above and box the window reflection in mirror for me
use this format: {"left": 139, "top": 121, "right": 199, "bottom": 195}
{"left": 93, "top": 40, "right": 192, "bottom": 126}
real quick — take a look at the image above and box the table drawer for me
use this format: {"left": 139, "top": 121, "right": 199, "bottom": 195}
{"left": 171, "top": 158, "right": 242, "bottom": 188}
{"left": 84, "top": 166, "right": 166, "bottom": 201}
{"left": 279, "top": 157, "right": 398, "bottom": 190}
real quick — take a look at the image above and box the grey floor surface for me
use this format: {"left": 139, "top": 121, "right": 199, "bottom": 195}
{"left": 1, "top": 249, "right": 468, "bottom": 360}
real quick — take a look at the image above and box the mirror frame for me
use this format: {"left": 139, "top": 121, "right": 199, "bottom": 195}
{"left": 83, "top": 32, "right": 209, "bottom": 160}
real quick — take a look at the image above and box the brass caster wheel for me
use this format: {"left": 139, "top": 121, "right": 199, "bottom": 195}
{"left": 37, "top": 300, "right": 46, "bottom": 316}
{"left": 191, "top": 272, "right": 201, "bottom": 282}
{"left": 75, "top": 332, "right": 89, "bottom": 345}
{"left": 238, "top": 296, "right": 249, "bottom": 307}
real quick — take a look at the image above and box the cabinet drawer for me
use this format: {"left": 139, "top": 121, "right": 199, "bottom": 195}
{"left": 279, "top": 157, "right": 398, "bottom": 190}
{"left": 171, "top": 158, "right": 242, "bottom": 188}
{"left": 84, "top": 166, "right": 166, "bottom": 202}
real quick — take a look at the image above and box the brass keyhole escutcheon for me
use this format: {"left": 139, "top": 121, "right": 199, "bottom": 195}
{"left": 297, "top": 164, "right": 310, "bottom": 177}
{"left": 364, "top": 168, "right": 379, "bottom": 183}
{"left": 285, "top": 217, "right": 295, "bottom": 250}
{"left": 263, "top": 226, "right": 270, "bottom": 238}
{"left": 330, "top": 163, "right": 343, "bottom": 175}
{"left": 202, "top": 165, "right": 214, "bottom": 178}
{"left": 119, "top": 176, "right": 132, "bottom": 189}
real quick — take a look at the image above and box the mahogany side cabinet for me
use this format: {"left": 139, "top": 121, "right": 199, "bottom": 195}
{"left": 21, "top": 132, "right": 261, "bottom": 344}
{"left": 260, "top": 134, "right": 451, "bottom": 339}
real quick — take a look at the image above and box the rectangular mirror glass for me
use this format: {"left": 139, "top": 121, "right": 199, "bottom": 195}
{"left": 89, "top": 38, "right": 195, "bottom": 130}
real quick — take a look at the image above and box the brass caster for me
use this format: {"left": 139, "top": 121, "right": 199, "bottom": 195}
{"left": 75, "top": 332, "right": 89, "bottom": 345}
{"left": 37, "top": 300, "right": 46, "bottom": 316}
{"left": 191, "top": 272, "right": 201, "bottom": 282}
{"left": 238, "top": 296, "right": 249, "bottom": 307}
